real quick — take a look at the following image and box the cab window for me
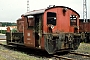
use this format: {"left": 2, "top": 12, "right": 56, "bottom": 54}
{"left": 47, "top": 12, "right": 56, "bottom": 25}
{"left": 70, "top": 15, "right": 77, "bottom": 26}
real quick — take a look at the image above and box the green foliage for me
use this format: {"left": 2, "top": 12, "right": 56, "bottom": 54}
{"left": 1, "top": 22, "right": 17, "bottom": 27}
{"left": 0, "top": 30, "right": 6, "bottom": 34}
{"left": 11, "top": 28, "right": 17, "bottom": 33}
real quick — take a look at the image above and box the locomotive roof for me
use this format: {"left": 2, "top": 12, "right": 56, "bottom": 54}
{"left": 24, "top": 6, "right": 80, "bottom": 17}
{"left": 24, "top": 9, "right": 45, "bottom": 16}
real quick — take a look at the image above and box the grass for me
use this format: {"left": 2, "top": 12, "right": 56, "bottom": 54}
{"left": 10, "top": 51, "right": 42, "bottom": 60}
{"left": 0, "top": 55, "right": 6, "bottom": 60}
{"left": 0, "top": 41, "right": 6, "bottom": 45}
{"left": 0, "top": 49, "right": 43, "bottom": 60}
{"left": 76, "top": 43, "right": 90, "bottom": 54}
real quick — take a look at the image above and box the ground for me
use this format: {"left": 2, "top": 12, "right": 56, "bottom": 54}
{"left": 0, "top": 41, "right": 90, "bottom": 60}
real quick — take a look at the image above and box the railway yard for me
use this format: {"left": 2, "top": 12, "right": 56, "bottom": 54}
{"left": 0, "top": 6, "right": 90, "bottom": 60}
{"left": 0, "top": 40, "right": 90, "bottom": 60}
{"left": 0, "top": 0, "right": 90, "bottom": 60}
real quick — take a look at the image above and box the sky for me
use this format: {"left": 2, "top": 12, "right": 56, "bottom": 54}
{"left": 0, "top": 0, "right": 90, "bottom": 22}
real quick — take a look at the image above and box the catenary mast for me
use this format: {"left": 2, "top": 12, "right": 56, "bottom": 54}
{"left": 83, "top": 0, "right": 87, "bottom": 22}
{"left": 27, "top": 0, "right": 30, "bottom": 12}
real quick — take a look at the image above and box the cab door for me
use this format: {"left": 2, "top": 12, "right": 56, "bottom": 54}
{"left": 24, "top": 17, "right": 35, "bottom": 47}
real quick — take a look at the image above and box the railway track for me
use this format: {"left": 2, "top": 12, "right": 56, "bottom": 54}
{"left": 52, "top": 52, "right": 90, "bottom": 60}
{"left": 0, "top": 43, "right": 90, "bottom": 60}
{"left": 70, "top": 52, "right": 90, "bottom": 57}
{"left": 53, "top": 55, "right": 74, "bottom": 60}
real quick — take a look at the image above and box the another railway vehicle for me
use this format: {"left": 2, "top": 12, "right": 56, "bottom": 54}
{"left": 79, "top": 19, "right": 90, "bottom": 43}
{"left": 6, "top": 6, "right": 82, "bottom": 54}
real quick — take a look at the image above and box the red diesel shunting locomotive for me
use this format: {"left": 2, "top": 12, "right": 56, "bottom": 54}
{"left": 6, "top": 6, "right": 82, "bottom": 54}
